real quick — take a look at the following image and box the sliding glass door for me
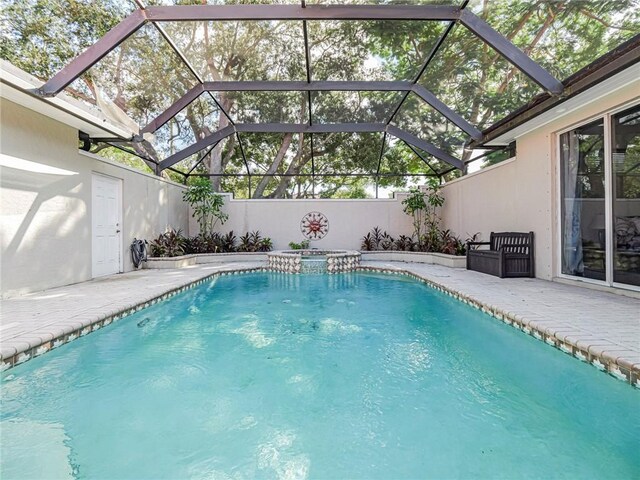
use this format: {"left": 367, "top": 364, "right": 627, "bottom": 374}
{"left": 559, "top": 103, "right": 640, "bottom": 288}
{"left": 560, "top": 119, "right": 606, "bottom": 281}
{"left": 612, "top": 104, "right": 640, "bottom": 287}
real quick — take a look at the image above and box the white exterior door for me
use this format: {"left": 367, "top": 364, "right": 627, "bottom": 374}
{"left": 92, "top": 173, "right": 122, "bottom": 278}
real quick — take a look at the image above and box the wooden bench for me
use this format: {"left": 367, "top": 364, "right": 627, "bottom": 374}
{"left": 467, "top": 232, "right": 534, "bottom": 278}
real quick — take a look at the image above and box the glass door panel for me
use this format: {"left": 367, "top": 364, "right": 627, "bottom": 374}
{"left": 560, "top": 119, "right": 606, "bottom": 281}
{"left": 612, "top": 104, "right": 640, "bottom": 287}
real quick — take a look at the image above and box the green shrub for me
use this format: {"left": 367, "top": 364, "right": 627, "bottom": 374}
{"left": 149, "top": 228, "right": 187, "bottom": 257}
{"left": 288, "top": 240, "right": 310, "bottom": 250}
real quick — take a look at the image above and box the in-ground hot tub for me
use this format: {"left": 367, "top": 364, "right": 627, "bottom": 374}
{"left": 267, "top": 249, "right": 361, "bottom": 274}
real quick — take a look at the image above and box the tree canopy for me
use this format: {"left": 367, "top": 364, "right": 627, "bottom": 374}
{"left": 2, "top": 0, "right": 639, "bottom": 196}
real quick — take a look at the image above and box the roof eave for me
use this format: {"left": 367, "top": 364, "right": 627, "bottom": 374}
{"left": 471, "top": 33, "right": 640, "bottom": 148}
{"left": 0, "top": 60, "right": 135, "bottom": 140}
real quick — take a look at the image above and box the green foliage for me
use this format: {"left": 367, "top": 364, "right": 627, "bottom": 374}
{"left": 1, "top": 0, "right": 126, "bottom": 80}
{"left": 149, "top": 228, "right": 186, "bottom": 258}
{"left": 89, "top": 144, "right": 154, "bottom": 174}
{"left": 360, "top": 226, "right": 470, "bottom": 255}
{"left": 220, "top": 231, "right": 237, "bottom": 253}
{"left": 402, "top": 181, "right": 444, "bottom": 245}
{"left": 395, "top": 235, "right": 417, "bottom": 252}
{"left": 288, "top": 240, "right": 310, "bottom": 250}
{"left": 238, "top": 231, "right": 272, "bottom": 252}
{"left": 258, "top": 237, "right": 273, "bottom": 252}
{"left": 3, "top": 0, "right": 638, "bottom": 195}
{"left": 360, "top": 227, "right": 394, "bottom": 251}
{"left": 154, "top": 229, "right": 273, "bottom": 257}
{"left": 185, "top": 232, "right": 221, "bottom": 254}
{"left": 182, "top": 178, "right": 228, "bottom": 235}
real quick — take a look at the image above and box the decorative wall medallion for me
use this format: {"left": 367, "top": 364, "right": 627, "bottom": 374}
{"left": 301, "top": 211, "right": 329, "bottom": 240}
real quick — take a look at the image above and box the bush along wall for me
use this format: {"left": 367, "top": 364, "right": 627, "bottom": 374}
{"left": 361, "top": 183, "right": 479, "bottom": 256}
{"left": 149, "top": 229, "right": 273, "bottom": 257}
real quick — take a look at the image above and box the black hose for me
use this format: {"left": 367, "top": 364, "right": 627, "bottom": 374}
{"left": 131, "top": 238, "right": 148, "bottom": 268}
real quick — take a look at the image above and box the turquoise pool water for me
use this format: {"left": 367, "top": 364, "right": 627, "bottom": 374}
{"left": 1, "top": 272, "right": 638, "bottom": 479}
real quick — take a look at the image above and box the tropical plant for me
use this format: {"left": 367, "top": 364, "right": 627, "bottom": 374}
{"left": 380, "top": 231, "right": 395, "bottom": 251}
{"left": 402, "top": 181, "right": 445, "bottom": 250}
{"left": 465, "top": 232, "right": 482, "bottom": 253}
{"left": 185, "top": 232, "right": 222, "bottom": 254}
{"left": 361, "top": 233, "right": 375, "bottom": 251}
{"left": 182, "top": 179, "right": 228, "bottom": 235}
{"left": 360, "top": 225, "right": 470, "bottom": 255}
{"left": 402, "top": 189, "right": 428, "bottom": 243}
{"left": 440, "top": 229, "right": 458, "bottom": 255}
{"left": 238, "top": 232, "right": 253, "bottom": 252}
{"left": 238, "top": 230, "right": 269, "bottom": 252}
{"left": 361, "top": 227, "right": 396, "bottom": 251}
{"left": 149, "top": 228, "right": 186, "bottom": 257}
{"left": 288, "top": 240, "right": 310, "bottom": 250}
{"left": 394, "top": 235, "right": 416, "bottom": 252}
{"left": 259, "top": 237, "right": 273, "bottom": 252}
{"left": 370, "top": 227, "right": 386, "bottom": 250}
{"left": 219, "top": 231, "right": 237, "bottom": 253}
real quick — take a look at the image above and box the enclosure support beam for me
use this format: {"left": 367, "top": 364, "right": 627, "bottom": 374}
{"left": 141, "top": 84, "right": 204, "bottom": 134}
{"left": 141, "top": 80, "right": 481, "bottom": 139}
{"left": 38, "top": 9, "right": 147, "bottom": 96}
{"left": 145, "top": 4, "right": 460, "bottom": 21}
{"left": 159, "top": 123, "right": 465, "bottom": 172}
{"left": 236, "top": 132, "right": 252, "bottom": 197}
{"left": 201, "top": 81, "right": 412, "bottom": 92}
{"left": 411, "top": 85, "right": 482, "bottom": 140}
{"left": 385, "top": 16, "right": 458, "bottom": 125}
{"left": 302, "top": 13, "right": 316, "bottom": 194}
{"left": 157, "top": 123, "right": 390, "bottom": 171}
{"left": 141, "top": 81, "right": 414, "bottom": 134}
{"left": 186, "top": 145, "right": 216, "bottom": 175}
{"left": 235, "top": 123, "right": 387, "bottom": 133}
{"left": 159, "top": 125, "right": 235, "bottom": 170}
{"left": 459, "top": 10, "right": 563, "bottom": 95}
{"left": 159, "top": 123, "right": 464, "bottom": 170}
{"left": 401, "top": 140, "right": 441, "bottom": 176}
{"left": 386, "top": 125, "right": 464, "bottom": 170}
{"left": 190, "top": 172, "right": 438, "bottom": 178}
{"left": 375, "top": 132, "right": 388, "bottom": 198}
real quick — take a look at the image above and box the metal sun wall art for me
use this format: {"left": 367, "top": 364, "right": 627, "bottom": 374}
{"left": 301, "top": 212, "right": 329, "bottom": 240}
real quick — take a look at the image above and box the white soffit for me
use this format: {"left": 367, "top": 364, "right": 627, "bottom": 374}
{"left": 0, "top": 60, "right": 134, "bottom": 139}
{"left": 485, "top": 62, "right": 640, "bottom": 146}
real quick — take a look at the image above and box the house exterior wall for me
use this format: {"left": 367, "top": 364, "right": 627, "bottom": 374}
{"left": 0, "top": 99, "right": 189, "bottom": 297}
{"left": 441, "top": 80, "right": 640, "bottom": 281}
{"left": 190, "top": 194, "right": 415, "bottom": 251}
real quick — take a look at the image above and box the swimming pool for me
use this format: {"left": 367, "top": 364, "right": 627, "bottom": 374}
{"left": 1, "top": 272, "right": 638, "bottom": 479}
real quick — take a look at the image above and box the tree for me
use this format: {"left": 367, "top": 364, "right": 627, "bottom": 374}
{"left": 3, "top": 0, "right": 638, "bottom": 193}
{"left": 182, "top": 177, "right": 228, "bottom": 235}
{"left": 402, "top": 180, "right": 445, "bottom": 249}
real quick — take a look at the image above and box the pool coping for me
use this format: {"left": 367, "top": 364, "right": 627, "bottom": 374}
{"left": 1, "top": 265, "right": 638, "bottom": 389}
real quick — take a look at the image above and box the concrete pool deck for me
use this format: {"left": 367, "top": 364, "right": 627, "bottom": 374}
{"left": 1, "top": 261, "right": 638, "bottom": 386}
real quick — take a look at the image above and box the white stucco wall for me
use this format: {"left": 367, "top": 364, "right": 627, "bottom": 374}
{"left": 190, "top": 195, "right": 415, "bottom": 251}
{"left": 1, "top": 99, "right": 189, "bottom": 297}
{"left": 441, "top": 80, "right": 640, "bottom": 280}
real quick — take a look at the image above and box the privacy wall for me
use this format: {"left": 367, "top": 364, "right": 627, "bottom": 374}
{"left": 191, "top": 194, "right": 415, "bottom": 251}
{"left": 0, "top": 99, "right": 189, "bottom": 297}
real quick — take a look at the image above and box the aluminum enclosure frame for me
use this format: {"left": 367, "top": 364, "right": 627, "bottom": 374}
{"left": 38, "top": 2, "right": 566, "bottom": 182}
